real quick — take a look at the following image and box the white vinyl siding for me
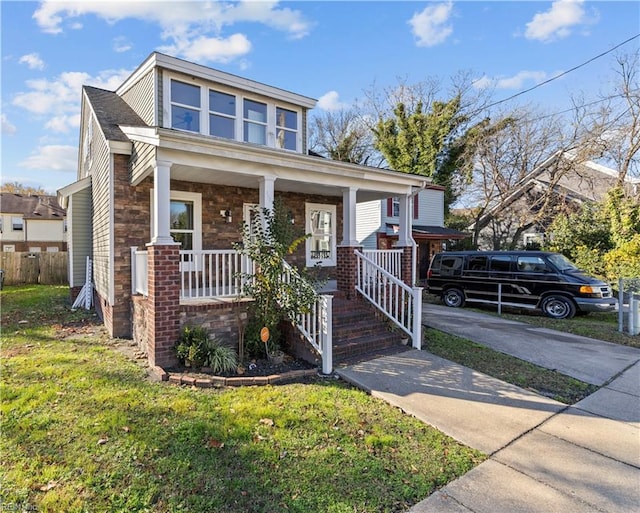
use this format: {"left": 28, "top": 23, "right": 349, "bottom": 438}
{"left": 90, "top": 126, "right": 112, "bottom": 301}
{"left": 356, "top": 200, "right": 381, "bottom": 249}
{"left": 417, "top": 189, "right": 444, "bottom": 225}
{"left": 68, "top": 186, "right": 92, "bottom": 288}
{"left": 119, "top": 68, "right": 156, "bottom": 125}
{"left": 130, "top": 141, "right": 156, "bottom": 185}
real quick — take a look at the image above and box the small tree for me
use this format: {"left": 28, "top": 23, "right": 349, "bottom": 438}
{"left": 235, "top": 200, "right": 319, "bottom": 359}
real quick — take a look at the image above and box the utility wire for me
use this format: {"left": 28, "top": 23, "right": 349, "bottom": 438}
{"left": 479, "top": 33, "right": 640, "bottom": 114}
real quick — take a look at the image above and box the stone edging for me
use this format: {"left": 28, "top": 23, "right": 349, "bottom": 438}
{"left": 148, "top": 365, "right": 320, "bottom": 387}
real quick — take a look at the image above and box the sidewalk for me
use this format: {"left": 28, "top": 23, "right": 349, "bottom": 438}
{"left": 337, "top": 305, "right": 640, "bottom": 513}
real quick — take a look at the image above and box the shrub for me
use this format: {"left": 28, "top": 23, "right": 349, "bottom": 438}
{"left": 206, "top": 338, "right": 238, "bottom": 374}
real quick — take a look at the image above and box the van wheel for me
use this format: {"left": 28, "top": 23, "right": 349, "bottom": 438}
{"left": 443, "top": 288, "right": 465, "bottom": 308}
{"left": 541, "top": 295, "right": 576, "bottom": 319}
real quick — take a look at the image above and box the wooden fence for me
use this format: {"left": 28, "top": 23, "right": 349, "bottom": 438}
{"left": 1, "top": 252, "right": 68, "bottom": 286}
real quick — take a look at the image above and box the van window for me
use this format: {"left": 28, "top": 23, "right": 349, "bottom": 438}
{"left": 440, "top": 256, "right": 463, "bottom": 276}
{"left": 517, "top": 256, "right": 548, "bottom": 273}
{"left": 489, "top": 255, "right": 512, "bottom": 272}
{"left": 468, "top": 255, "right": 488, "bottom": 271}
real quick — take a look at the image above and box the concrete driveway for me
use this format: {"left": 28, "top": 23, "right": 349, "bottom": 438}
{"left": 337, "top": 303, "right": 640, "bottom": 513}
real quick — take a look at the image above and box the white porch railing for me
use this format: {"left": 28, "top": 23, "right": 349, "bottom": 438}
{"left": 355, "top": 249, "right": 422, "bottom": 349}
{"left": 282, "top": 261, "right": 333, "bottom": 374}
{"left": 180, "top": 250, "right": 251, "bottom": 299}
{"left": 362, "top": 249, "right": 403, "bottom": 279}
{"left": 131, "top": 247, "right": 148, "bottom": 296}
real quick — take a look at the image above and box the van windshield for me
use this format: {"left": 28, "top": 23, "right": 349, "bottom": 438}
{"left": 547, "top": 253, "right": 579, "bottom": 272}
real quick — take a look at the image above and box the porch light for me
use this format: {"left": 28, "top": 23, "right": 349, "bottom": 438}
{"left": 220, "top": 209, "right": 232, "bottom": 223}
{"left": 288, "top": 210, "right": 295, "bottom": 225}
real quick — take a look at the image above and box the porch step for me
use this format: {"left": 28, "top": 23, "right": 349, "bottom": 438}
{"left": 330, "top": 296, "right": 407, "bottom": 364}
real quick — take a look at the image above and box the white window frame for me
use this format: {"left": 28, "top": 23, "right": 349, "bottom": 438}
{"left": 150, "top": 190, "right": 202, "bottom": 251}
{"left": 243, "top": 98, "right": 268, "bottom": 145}
{"left": 12, "top": 217, "right": 23, "bottom": 231}
{"left": 305, "top": 203, "right": 336, "bottom": 267}
{"left": 275, "top": 106, "right": 298, "bottom": 151}
{"left": 169, "top": 79, "right": 202, "bottom": 133}
{"left": 209, "top": 88, "right": 236, "bottom": 139}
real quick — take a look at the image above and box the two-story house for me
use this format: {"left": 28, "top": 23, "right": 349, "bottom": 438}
{"left": 357, "top": 186, "right": 468, "bottom": 282}
{"left": 58, "top": 52, "right": 427, "bottom": 372}
{"left": 0, "top": 193, "right": 67, "bottom": 253}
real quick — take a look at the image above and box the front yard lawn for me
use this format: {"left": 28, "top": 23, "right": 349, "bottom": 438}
{"left": 1, "top": 286, "right": 485, "bottom": 513}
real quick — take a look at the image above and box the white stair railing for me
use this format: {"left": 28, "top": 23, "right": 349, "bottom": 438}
{"left": 362, "top": 249, "right": 403, "bottom": 279}
{"left": 282, "top": 261, "right": 333, "bottom": 374}
{"left": 355, "top": 250, "right": 422, "bottom": 349}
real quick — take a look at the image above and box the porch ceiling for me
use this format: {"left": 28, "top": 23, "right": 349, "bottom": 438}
{"left": 169, "top": 162, "right": 388, "bottom": 201}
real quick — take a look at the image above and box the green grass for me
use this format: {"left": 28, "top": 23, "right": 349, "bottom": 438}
{"left": 423, "top": 328, "right": 598, "bottom": 404}
{"left": 1, "top": 285, "right": 485, "bottom": 513}
{"left": 424, "top": 293, "right": 639, "bottom": 348}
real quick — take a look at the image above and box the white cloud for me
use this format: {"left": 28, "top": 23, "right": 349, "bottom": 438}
{"left": 18, "top": 144, "right": 78, "bottom": 173}
{"left": 1, "top": 114, "right": 17, "bottom": 135}
{"left": 525, "top": 0, "right": 593, "bottom": 42}
{"left": 317, "top": 91, "right": 349, "bottom": 112}
{"left": 12, "top": 68, "right": 131, "bottom": 133}
{"left": 473, "top": 71, "right": 548, "bottom": 90}
{"left": 33, "top": 1, "right": 310, "bottom": 62}
{"left": 113, "top": 36, "right": 132, "bottom": 53}
{"left": 19, "top": 53, "right": 45, "bottom": 70}
{"left": 409, "top": 1, "right": 453, "bottom": 48}
{"left": 159, "top": 33, "right": 252, "bottom": 64}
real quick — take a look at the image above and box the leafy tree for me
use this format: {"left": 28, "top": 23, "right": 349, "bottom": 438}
{"left": 373, "top": 95, "right": 472, "bottom": 209}
{"left": 1, "top": 181, "right": 47, "bottom": 195}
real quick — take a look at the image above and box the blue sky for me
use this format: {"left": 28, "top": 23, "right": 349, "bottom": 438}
{"left": 1, "top": 0, "right": 639, "bottom": 194}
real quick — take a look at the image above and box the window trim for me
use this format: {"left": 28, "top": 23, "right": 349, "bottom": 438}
{"left": 12, "top": 216, "right": 23, "bottom": 231}
{"left": 150, "top": 190, "right": 202, "bottom": 251}
{"left": 275, "top": 105, "right": 298, "bottom": 151}
{"left": 305, "top": 203, "right": 336, "bottom": 267}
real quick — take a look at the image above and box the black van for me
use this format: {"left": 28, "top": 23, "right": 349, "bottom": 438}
{"left": 426, "top": 251, "right": 617, "bottom": 319}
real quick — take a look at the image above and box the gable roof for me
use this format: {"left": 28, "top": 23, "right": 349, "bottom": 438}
{"left": 0, "top": 193, "right": 66, "bottom": 219}
{"left": 83, "top": 85, "right": 146, "bottom": 142}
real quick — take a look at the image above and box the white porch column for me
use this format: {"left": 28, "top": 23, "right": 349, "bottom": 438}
{"left": 259, "top": 175, "right": 276, "bottom": 230}
{"left": 259, "top": 176, "right": 276, "bottom": 212}
{"left": 341, "top": 187, "right": 359, "bottom": 246}
{"left": 151, "top": 160, "right": 175, "bottom": 245}
{"left": 397, "top": 193, "right": 412, "bottom": 247}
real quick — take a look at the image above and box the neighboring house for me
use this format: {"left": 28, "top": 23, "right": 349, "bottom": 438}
{"left": 58, "top": 52, "right": 427, "bottom": 370}
{"left": 0, "top": 193, "right": 67, "bottom": 252}
{"left": 468, "top": 152, "right": 640, "bottom": 250}
{"left": 357, "top": 185, "right": 468, "bottom": 281}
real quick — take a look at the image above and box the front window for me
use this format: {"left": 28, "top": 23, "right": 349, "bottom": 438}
{"left": 170, "top": 200, "right": 194, "bottom": 250}
{"left": 243, "top": 99, "right": 267, "bottom": 145}
{"left": 306, "top": 203, "right": 336, "bottom": 267}
{"left": 210, "top": 89, "right": 236, "bottom": 139}
{"left": 171, "top": 80, "right": 200, "bottom": 132}
{"left": 276, "top": 107, "right": 297, "bottom": 150}
{"left": 12, "top": 217, "right": 23, "bottom": 231}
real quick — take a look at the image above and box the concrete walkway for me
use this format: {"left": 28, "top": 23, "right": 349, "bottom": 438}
{"left": 337, "top": 304, "right": 640, "bottom": 513}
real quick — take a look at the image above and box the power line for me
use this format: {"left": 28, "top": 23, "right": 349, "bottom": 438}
{"left": 480, "top": 33, "right": 640, "bottom": 113}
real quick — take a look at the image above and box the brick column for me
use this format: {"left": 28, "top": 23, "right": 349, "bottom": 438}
{"left": 337, "top": 245, "right": 362, "bottom": 299}
{"left": 400, "top": 245, "right": 414, "bottom": 286}
{"left": 147, "top": 243, "right": 180, "bottom": 368}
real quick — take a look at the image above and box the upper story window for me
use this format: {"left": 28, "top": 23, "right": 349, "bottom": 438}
{"left": 165, "top": 73, "right": 301, "bottom": 152}
{"left": 12, "top": 217, "right": 23, "bottom": 231}
{"left": 209, "top": 89, "right": 236, "bottom": 139}
{"left": 171, "top": 80, "right": 200, "bottom": 132}
{"left": 243, "top": 99, "right": 267, "bottom": 145}
{"left": 276, "top": 107, "right": 297, "bottom": 150}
